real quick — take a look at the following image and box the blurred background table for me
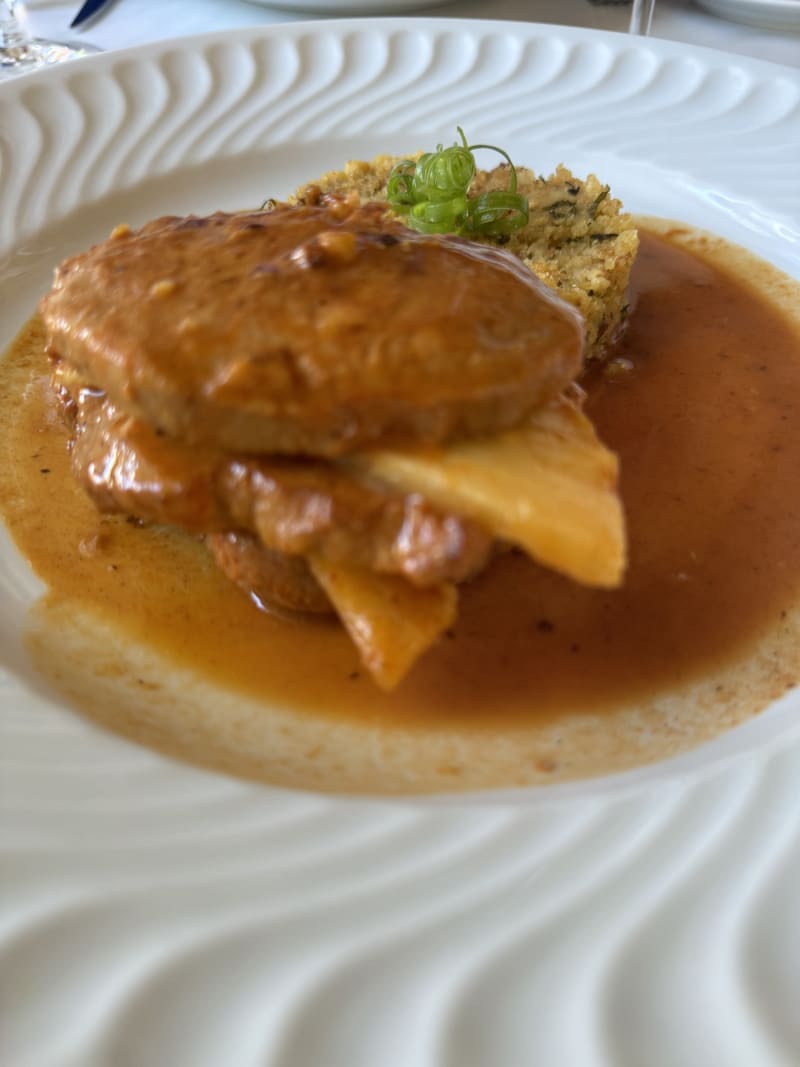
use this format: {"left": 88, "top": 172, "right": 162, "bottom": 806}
{"left": 20, "top": 0, "right": 800, "bottom": 68}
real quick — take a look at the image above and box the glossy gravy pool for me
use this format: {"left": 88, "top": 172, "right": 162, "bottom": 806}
{"left": 1, "top": 223, "right": 799, "bottom": 792}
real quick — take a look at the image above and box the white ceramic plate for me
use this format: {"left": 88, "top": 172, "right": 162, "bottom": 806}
{"left": 694, "top": 0, "right": 800, "bottom": 31}
{"left": 1, "top": 19, "right": 800, "bottom": 1067}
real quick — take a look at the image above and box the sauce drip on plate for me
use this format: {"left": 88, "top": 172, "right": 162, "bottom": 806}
{"left": 1, "top": 224, "right": 799, "bottom": 792}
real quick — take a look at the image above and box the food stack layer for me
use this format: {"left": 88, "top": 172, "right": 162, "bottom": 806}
{"left": 39, "top": 156, "right": 635, "bottom": 688}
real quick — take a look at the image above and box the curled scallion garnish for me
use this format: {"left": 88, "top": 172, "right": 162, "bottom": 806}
{"left": 386, "top": 160, "right": 417, "bottom": 206}
{"left": 387, "top": 128, "right": 529, "bottom": 237}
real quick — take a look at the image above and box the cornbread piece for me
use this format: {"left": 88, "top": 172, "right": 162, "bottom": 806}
{"left": 296, "top": 157, "right": 638, "bottom": 360}
{"left": 63, "top": 382, "right": 493, "bottom": 587}
{"left": 40, "top": 200, "right": 583, "bottom": 457}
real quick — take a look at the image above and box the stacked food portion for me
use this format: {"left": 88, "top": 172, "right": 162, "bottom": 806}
{"left": 39, "top": 143, "right": 636, "bottom": 689}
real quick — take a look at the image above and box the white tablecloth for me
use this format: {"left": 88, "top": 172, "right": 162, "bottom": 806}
{"left": 20, "top": 0, "right": 800, "bottom": 69}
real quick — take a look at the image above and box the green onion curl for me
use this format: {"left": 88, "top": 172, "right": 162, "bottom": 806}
{"left": 386, "top": 128, "right": 529, "bottom": 238}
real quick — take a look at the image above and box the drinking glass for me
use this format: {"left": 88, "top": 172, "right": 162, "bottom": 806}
{"left": 629, "top": 0, "right": 656, "bottom": 35}
{"left": 1, "top": 1, "right": 95, "bottom": 77}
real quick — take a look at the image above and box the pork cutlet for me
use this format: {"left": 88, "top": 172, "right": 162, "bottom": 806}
{"left": 42, "top": 200, "right": 582, "bottom": 456}
{"left": 58, "top": 381, "right": 493, "bottom": 589}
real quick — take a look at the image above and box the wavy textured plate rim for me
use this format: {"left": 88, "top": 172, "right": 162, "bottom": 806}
{"left": 4, "top": 16, "right": 800, "bottom": 92}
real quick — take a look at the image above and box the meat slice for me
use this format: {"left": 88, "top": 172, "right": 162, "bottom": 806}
{"left": 40, "top": 199, "right": 583, "bottom": 456}
{"left": 208, "top": 532, "right": 332, "bottom": 615}
{"left": 65, "top": 382, "right": 493, "bottom": 588}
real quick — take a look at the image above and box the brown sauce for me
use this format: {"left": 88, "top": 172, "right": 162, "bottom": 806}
{"left": 1, "top": 223, "right": 799, "bottom": 793}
